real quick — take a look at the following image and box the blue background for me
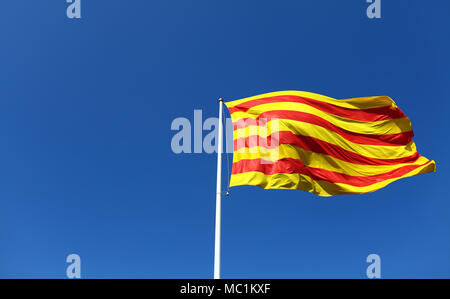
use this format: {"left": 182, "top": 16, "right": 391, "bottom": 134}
{"left": 1, "top": 0, "right": 449, "bottom": 278}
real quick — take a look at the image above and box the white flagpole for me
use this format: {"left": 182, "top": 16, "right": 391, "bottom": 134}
{"left": 214, "top": 98, "right": 224, "bottom": 279}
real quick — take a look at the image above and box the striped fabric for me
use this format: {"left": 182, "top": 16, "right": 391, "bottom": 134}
{"left": 225, "top": 91, "right": 436, "bottom": 197}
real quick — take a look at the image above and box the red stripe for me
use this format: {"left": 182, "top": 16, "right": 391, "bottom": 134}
{"left": 233, "top": 111, "right": 413, "bottom": 146}
{"left": 234, "top": 131, "right": 421, "bottom": 166}
{"left": 232, "top": 158, "right": 431, "bottom": 187}
{"left": 228, "top": 95, "right": 406, "bottom": 122}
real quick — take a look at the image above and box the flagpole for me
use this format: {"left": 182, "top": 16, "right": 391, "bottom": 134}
{"left": 214, "top": 98, "right": 224, "bottom": 279}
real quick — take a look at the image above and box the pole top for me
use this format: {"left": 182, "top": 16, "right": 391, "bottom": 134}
{"left": 218, "top": 98, "right": 224, "bottom": 102}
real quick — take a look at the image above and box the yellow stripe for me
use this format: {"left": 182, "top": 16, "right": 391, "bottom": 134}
{"left": 225, "top": 91, "right": 397, "bottom": 110}
{"left": 230, "top": 102, "right": 411, "bottom": 135}
{"left": 233, "top": 144, "right": 431, "bottom": 177}
{"left": 230, "top": 161, "right": 436, "bottom": 197}
{"left": 233, "top": 120, "right": 417, "bottom": 159}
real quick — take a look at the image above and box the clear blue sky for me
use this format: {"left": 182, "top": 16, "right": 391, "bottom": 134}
{"left": 1, "top": 1, "right": 449, "bottom": 278}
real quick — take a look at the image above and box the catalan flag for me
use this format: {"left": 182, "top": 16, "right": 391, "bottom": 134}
{"left": 225, "top": 91, "right": 436, "bottom": 197}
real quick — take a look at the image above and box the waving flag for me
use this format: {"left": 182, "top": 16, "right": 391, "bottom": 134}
{"left": 225, "top": 91, "right": 436, "bottom": 197}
